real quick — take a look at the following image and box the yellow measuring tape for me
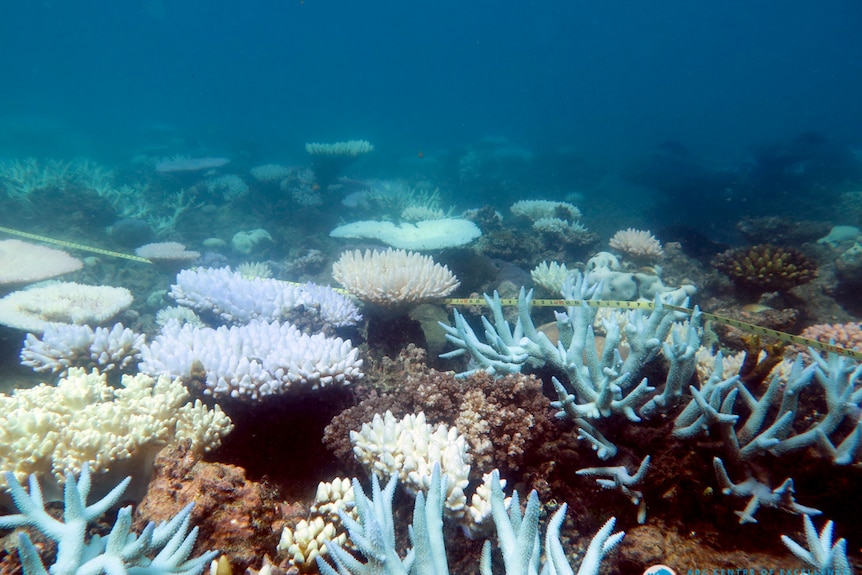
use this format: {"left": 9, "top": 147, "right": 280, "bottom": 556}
{"left": 0, "top": 225, "right": 153, "bottom": 264}
{"left": 439, "top": 296, "right": 862, "bottom": 362}
{"left": 5, "top": 225, "right": 852, "bottom": 360}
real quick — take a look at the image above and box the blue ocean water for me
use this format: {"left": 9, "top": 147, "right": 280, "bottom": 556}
{"left": 2, "top": 0, "right": 860, "bottom": 168}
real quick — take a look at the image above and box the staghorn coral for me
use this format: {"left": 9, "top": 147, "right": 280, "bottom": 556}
{"left": 712, "top": 244, "right": 817, "bottom": 294}
{"left": 0, "top": 463, "right": 217, "bottom": 575}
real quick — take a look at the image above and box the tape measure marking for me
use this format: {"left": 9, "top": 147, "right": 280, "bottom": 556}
{"left": 0, "top": 225, "right": 153, "bottom": 264}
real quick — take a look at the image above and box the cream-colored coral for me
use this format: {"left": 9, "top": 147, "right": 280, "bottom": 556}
{"left": 0, "top": 367, "right": 233, "bottom": 487}
{"left": 135, "top": 242, "right": 200, "bottom": 263}
{"left": 278, "top": 517, "right": 344, "bottom": 571}
{"left": 277, "top": 477, "right": 355, "bottom": 572}
{"left": 350, "top": 411, "right": 471, "bottom": 518}
{"left": 332, "top": 248, "right": 459, "bottom": 306}
{"left": 0, "top": 240, "right": 83, "bottom": 286}
{"left": 155, "top": 305, "right": 205, "bottom": 328}
{"left": 531, "top": 261, "right": 571, "bottom": 294}
{"left": 0, "top": 282, "right": 133, "bottom": 332}
{"left": 236, "top": 261, "right": 273, "bottom": 279}
{"left": 609, "top": 228, "right": 664, "bottom": 260}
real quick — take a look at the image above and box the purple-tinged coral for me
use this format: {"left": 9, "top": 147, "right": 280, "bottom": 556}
{"left": 140, "top": 319, "right": 363, "bottom": 401}
{"left": 170, "top": 267, "right": 361, "bottom": 330}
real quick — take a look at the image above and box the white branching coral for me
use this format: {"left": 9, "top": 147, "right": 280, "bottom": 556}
{"left": 609, "top": 228, "right": 664, "bottom": 260}
{"left": 140, "top": 319, "right": 363, "bottom": 401}
{"left": 332, "top": 248, "right": 459, "bottom": 306}
{"left": 20, "top": 322, "right": 144, "bottom": 374}
{"left": 531, "top": 261, "right": 572, "bottom": 294}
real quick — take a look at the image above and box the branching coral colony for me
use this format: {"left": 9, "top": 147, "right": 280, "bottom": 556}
{"left": 0, "top": 464, "right": 217, "bottom": 575}
{"left": 439, "top": 271, "right": 862, "bottom": 524}
{"left": 318, "top": 463, "right": 625, "bottom": 575}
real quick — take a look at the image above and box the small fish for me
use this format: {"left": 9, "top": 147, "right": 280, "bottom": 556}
{"left": 741, "top": 303, "right": 773, "bottom": 313}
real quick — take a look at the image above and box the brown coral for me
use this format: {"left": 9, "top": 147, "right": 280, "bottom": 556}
{"left": 323, "top": 367, "right": 558, "bottom": 478}
{"left": 712, "top": 244, "right": 817, "bottom": 294}
{"left": 134, "top": 444, "right": 284, "bottom": 572}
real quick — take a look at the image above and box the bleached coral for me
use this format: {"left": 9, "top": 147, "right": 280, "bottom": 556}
{"left": 510, "top": 199, "right": 581, "bottom": 221}
{"left": 278, "top": 478, "right": 356, "bottom": 571}
{"left": 170, "top": 266, "right": 361, "bottom": 330}
{"left": 305, "top": 140, "right": 374, "bottom": 156}
{"left": 0, "top": 464, "right": 217, "bottom": 575}
{"left": 330, "top": 218, "right": 481, "bottom": 250}
{"left": 0, "top": 367, "right": 233, "bottom": 487}
{"left": 20, "top": 322, "right": 145, "bottom": 374}
{"left": 207, "top": 174, "right": 249, "bottom": 200}
{"left": 250, "top": 163, "right": 292, "bottom": 182}
{"left": 332, "top": 248, "right": 459, "bottom": 306}
{"left": 0, "top": 282, "right": 133, "bottom": 333}
{"left": 0, "top": 239, "right": 82, "bottom": 286}
{"left": 350, "top": 411, "right": 471, "bottom": 519}
{"left": 135, "top": 241, "right": 200, "bottom": 264}
{"left": 531, "top": 261, "right": 571, "bottom": 294}
{"left": 532, "top": 216, "right": 590, "bottom": 241}
{"left": 781, "top": 515, "right": 852, "bottom": 573}
{"left": 155, "top": 306, "right": 205, "bottom": 328}
{"left": 318, "top": 465, "right": 624, "bottom": 575}
{"left": 609, "top": 228, "right": 664, "bottom": 260}
{"left": 400, "top": 205, "right": 446, "bottom": 221}
{"left": 140, "top": 319, "right": 364, "bottom": 400}
{"left": 236, "top": 261, "right": 273, "bottom": 279}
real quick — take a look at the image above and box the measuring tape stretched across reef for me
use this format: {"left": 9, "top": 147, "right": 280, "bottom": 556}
{"left": 439, "top": 296, "right": 862, "bottom": 362}
{"left": 0, "top": 225, "right": 153, "bottom": 264}
{"left": 1, "top": 225, "right": 856, "bottom": 361}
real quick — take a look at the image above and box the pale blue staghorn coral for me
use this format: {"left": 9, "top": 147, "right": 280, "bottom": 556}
{"left": 439, "top": 272, "right": 699, "bottom": 459}
{"left": 673, "top": 350, "right": 862, "bottom": 465}
{"left": 712, "top": 457, "right": 821, "bottom": 524}
{"left": 318, "top": 464, "right": 624, "bottom": 575}
{"left": 576, "top": 455, "right": 651, "bottom": 524}
{"left": 781, "top": 515, "right": 853, "bottom": 575}
{"left": 0, "top": 463, "right": 217, "bottom": 575}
